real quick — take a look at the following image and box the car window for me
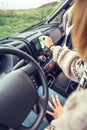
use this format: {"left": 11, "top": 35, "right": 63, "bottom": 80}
{"left": 0, "top": 0, "right": 66, "bottom": 39}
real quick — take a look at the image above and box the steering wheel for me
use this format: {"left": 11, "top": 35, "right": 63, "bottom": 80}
{"left": 0, "top": 47, "right": 48, "bottom": 130}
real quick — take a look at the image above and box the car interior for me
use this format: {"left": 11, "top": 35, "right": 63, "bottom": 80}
{"left": 0, "top": 0, "right": 79, "bottom": 129}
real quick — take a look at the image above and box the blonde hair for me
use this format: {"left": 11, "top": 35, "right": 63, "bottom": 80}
{"left": 71, "top": 0, "right": 87, "bottom": 62}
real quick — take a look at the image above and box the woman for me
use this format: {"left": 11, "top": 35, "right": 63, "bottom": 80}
{"left": 42, "top": 0, "right": 87, "bottom": 129}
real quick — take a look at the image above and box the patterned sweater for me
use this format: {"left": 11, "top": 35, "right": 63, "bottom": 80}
{"left": 53, "top": 46, "right": 87, "bottom": 87}
{"left": 44, "top": 46, "right": 87, "bottom": 130}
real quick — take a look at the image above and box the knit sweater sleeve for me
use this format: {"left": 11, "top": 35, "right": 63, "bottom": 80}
{"left": 53, "top": 46, "right": 84, "bottom": 82}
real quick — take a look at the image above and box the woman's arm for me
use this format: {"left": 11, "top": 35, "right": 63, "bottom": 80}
{"left": 53, "top": 45, "right": 84, "bottom": 82}
{"left": 39, "top": 36, "right": 84, "bottom": 82}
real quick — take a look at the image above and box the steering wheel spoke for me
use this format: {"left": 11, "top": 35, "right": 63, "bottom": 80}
{"left": 21, "top": 62, "right": 38, "bottom": 76}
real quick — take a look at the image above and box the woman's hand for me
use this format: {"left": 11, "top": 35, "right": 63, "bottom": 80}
{"left": 39, "top": 36, "right": 54, "bottom": 48}
{"left": 46, "top": 95, "right": 63, "bottom": 119}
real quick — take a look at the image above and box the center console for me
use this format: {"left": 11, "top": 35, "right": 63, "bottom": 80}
{"left": 30, "top": 37, "right": 61, "bottom": 87}
{"left": 30, "top": 38, "right": 52, "bottom": 66}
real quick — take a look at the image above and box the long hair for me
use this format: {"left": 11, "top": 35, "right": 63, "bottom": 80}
{"left": 71, "top": 0, "right": 87, "bottom": 62}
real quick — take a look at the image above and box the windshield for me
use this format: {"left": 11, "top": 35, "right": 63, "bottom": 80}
{"left": 0, "top": 0, "right": 66, "bottom": 39}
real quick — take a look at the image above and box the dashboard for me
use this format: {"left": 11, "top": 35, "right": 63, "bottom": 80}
{"left": 0, "top": 24, "right": 64, "bottom": 72}
{"left": 0, "top": 23, "right": 75, "bottom": 97}
{"left": 0, "top": 24, "right": 64, "bottom": 88}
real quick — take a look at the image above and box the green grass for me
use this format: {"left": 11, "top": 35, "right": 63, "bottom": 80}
{"left": 0, "top": 3, "right": 62, "bottom": 39}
